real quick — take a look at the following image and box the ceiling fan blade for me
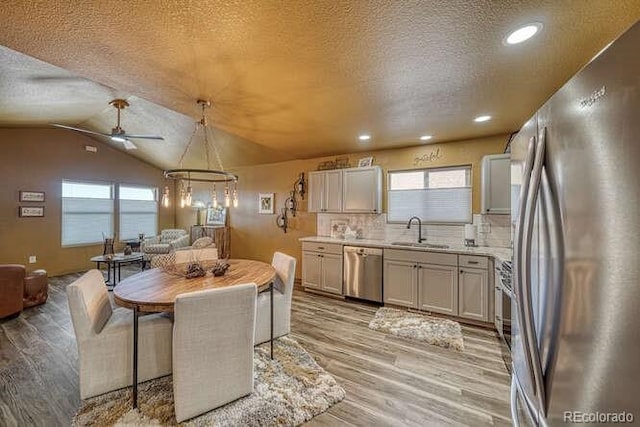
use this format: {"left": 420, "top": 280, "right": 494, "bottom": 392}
{"left": 121, "top": 139, "right": 138, "bottom": 150}
{"left": 121, "top": 134, "right": 165, "bottom": 141}
{"left": 51, "top": 124, "right": 111, "bottom": 138}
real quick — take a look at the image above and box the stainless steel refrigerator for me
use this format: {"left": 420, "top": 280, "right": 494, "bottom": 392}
{"left": 510, "top": 21, "right": 639, "bottom": 426}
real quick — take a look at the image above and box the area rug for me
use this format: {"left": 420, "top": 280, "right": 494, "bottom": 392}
{"left": 368, "top": 307, "right": 464, "bottom": 351}
{"left": 72, "top": 336, "right": 345, "bottom": 426}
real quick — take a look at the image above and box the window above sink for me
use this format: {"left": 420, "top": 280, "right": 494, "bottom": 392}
{"left": 387, "top": 166, "right": 472, "bottom": 224}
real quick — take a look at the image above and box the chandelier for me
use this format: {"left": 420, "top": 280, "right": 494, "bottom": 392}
{"left": 161, "top": 100, "right": 238, "bottom": 209}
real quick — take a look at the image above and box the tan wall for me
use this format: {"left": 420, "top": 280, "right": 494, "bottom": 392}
{"left": 177, "top": 134, "right": 509, "bottom": 279}
{"left": 0, "top": 128, "right": 174, "bottom": 276}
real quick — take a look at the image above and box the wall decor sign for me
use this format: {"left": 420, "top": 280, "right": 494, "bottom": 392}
{"left": 19, "top": 191, "right": 45, "bottom": 202}
{"left": 358, "top": 156, "right": 373, "bottom": 167}
{"left": 413, "top": 147, "right": 442, "bottom": 166}
{"left": 258, "top": 193, "right": 275, "bottom": 214}
{"left": 19, "top": 206, "right": 45, "bottom": 217}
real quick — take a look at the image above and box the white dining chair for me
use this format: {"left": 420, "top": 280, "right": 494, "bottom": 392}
{"left": 172, "top": 283, "right": 256, "bottom": 422}
{"left": 66, "top": 269, "right": 173, "bottom": 399}
{"left": 255, "top": 252, "right": 296, "bottom": 345}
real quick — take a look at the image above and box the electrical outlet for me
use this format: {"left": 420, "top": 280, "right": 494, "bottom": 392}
{"left": 478, "top": 223, "right": 490, "bottom": 234}
{"left": 29, "top": 255, "right": 37, "bottom": 264}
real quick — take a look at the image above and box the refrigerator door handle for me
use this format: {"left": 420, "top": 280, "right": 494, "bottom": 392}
{"left": 511, "top": 376, "right": 521, "bottom": 427}
{"left": 514, "top": 135, "right": 538, "bottom": 393}
{"left": 522, "top": 126, "right": 548, "bottom": 414}
{"left": 540, "top": 164, "right": 565, "bottom": 411}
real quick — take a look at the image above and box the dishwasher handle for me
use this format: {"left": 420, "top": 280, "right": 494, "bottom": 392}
{"left": 343, "top": 246, "right": 383, "bottom": 256}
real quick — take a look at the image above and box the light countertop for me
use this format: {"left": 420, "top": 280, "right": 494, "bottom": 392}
{"left": 299, "top": 236, "right": 512, "bottom": 265}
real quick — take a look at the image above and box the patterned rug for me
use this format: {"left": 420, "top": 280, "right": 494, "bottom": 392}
{"left": 72, "top": 337, "right": 345, "bottom": 426}
{"left": 368, "top": 307, "right": 464, "bottom": 351}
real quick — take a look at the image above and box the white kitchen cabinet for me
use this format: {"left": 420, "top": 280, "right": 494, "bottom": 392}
{"left": 342, "top": 166, "right": 382, "bottom": 213}
{"left": 301, "top": 242, "right": 344, "bottom": 295}
{"left": 308, "top": 170, "right": 343, "bottom": 213}
{"left": 321, "top": 253, "right": 343, "bottom": 294}
{"left": 481, "top": 153, "right": 510, "bottom": 214}
{"left": 417, "top": 264, "right": 458, "bottom": 316}
{"left": 459, "top": 267, "right": 488, "bottom": 321}
{"left": 383, "top": 259, "right": 417, "bottom": 308}
{"left": 302, "top": 251, "right": 322, "bottom": 289}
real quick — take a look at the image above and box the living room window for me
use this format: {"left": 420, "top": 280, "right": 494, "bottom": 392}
{"left": 387, "top": 165, "right": 472, "bottom": 223}
{"left": 118, "top": 184, "right": 158, "bottom": 241}
{"left": 62, "top": 180, "right": 114, "bottom": 246}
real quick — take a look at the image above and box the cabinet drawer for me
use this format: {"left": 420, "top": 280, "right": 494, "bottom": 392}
{"left": 384, "top": 249, "right": 457, "bottom": 267}
{"left": 459, "top": 255, "right": 488, "bottom": 270}
{"left": 302, "top": 242, "right": 343, "bottom": 254}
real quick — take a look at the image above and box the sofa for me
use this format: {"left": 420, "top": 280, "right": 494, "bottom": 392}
{"left": 0, "top": 264, "right": 48, "bottom": 319}
{"left": 140, "top": 229, "right": 190, "bottom": 265}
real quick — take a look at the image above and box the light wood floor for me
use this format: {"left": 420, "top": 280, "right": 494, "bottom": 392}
{"left": 0, "top": 269, "right": 511, "bottom": 426}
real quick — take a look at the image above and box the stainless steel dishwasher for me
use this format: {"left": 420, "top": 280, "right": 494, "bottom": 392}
{"left": 343, "top": 246, "right": 383, "bottom": 303}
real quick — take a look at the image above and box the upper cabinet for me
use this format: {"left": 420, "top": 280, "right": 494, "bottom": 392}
{"left": 308, "top": 170, "right": 343, "bottom": 213}
{"left": 308, "top": 166, "right": 382, "bottom": 213}
{"left": 481, "top": 154, "right": 511, "bottom": 214}
{"left": 342, "top": 166, "right": 382, "bottom": 213}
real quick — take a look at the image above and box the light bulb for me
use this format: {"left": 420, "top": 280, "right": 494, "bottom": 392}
{"left": 179, "top": 187, "right": 186, "bottom": 208}
{"left": 232, "top": 188, "right": 238, "bottom": 208}
{"left": 224, "top": 185, "right": 230, "bottom": 208}
{"left": 185, "top": 185, "right": 192, "bottom": 207}
{"left": 161, "top": 186, "right": 169, "bottom": 207}
{"left": 212, "top": 183, "right": 218, "bottom": 207}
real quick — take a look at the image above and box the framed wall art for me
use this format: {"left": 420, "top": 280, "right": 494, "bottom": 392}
{"left": 206, "top": 206, "right": 227, "bottom": 225}
{"left": 19, "top": 206, "right": 44, "bottom": 217}
{"left": 20, "top": 191, "right": 45, "bottom": 202}
{"left": 358, "top": 157, "right": 373, "bottom": 167}
{"left": 258, "top": 193, "right": 274, "bottom": 214}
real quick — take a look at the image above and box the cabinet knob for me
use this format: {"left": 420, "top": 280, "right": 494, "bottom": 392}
{"left": 460, "top": 270, "right": 464, "bottom": 274}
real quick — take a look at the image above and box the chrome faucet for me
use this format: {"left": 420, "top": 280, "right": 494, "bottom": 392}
{"left": 406, "top": 216, "right": 425, "bottom": 243}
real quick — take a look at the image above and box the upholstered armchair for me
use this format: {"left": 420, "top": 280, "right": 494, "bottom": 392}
{"left": 140, "top": 229, "right": 190, "bottom": 264}
{"left": 0, "top": 264, "right": 48, "bottom": 319}
{"left": 255, "top": 252, "right": 296, "bottom": 345}
{"left": 67, "top": 270, "right": 172, "bottom": 399}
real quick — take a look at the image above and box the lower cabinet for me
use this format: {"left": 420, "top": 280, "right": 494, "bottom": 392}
{"left": 417, "top": 264, "right": 458, "bottom": 316}
{"left": 459, "top": 267, "right": 488, "bottom": 321}
{"left": 321, "top": 253, "right": 343, "bottom": 294}
{"left": 302, "top": 247, "right": 343, "bottom": 295}
{"left": 383, "top": 259, "right": 417, "bottom": 307}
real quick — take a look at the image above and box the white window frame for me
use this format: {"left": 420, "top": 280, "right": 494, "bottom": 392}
{"left": 61, "top": 179, "right": 114, "bottom": 247}
{"left": 387, "top": 165, "right": 472, "bottom": 224}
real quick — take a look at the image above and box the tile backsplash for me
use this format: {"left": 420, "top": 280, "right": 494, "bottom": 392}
{"left": 317, "top": 213, "right": 511, "bottom": 248}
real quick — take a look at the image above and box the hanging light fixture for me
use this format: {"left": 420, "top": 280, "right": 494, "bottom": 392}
{"left": 161, "top": 186, "right": 170, "bottom": 208}
{"left": 162, "top": 100, "right": 239, "bottom": 208}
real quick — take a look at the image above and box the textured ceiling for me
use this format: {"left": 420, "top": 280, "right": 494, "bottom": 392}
{"left": 0, "top": 1, "right": 639, "bottom": 167}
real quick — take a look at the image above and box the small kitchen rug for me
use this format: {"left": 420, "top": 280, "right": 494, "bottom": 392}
{"left": 368, "top": 307, "right": 464, "bottom": 351}
{"left": 72, "top": 336, "right": 345, "bottom": 426}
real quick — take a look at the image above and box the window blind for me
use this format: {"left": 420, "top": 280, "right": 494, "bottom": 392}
{"left": 62, "top": 186, "right": 114, "bottom": 246}
{"left": 388, "top": 188, "right": 472, "bottom": 223}
{"left": 119, "top": 185, "right": 158, "bottom": 241}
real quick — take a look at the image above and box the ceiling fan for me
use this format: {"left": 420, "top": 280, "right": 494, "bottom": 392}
{"left": 51, "top": 99, "right": 164, "bottom": 150}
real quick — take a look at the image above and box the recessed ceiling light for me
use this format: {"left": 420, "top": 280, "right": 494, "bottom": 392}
{"left": 505, "top": 23, "right": 543, "bottom": 45}
{"left": 358, "top": 134, "right": 371, "bottom": 141}
{"left": 419, "top": 135, "right": 432, "bottom": 141}
{"left": 474, "top": 115, "right": 492, "bottom": 123}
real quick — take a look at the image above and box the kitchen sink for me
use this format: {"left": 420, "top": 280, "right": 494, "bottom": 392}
{"left": 390, "top": 242, "right": 450, "bottom": 249}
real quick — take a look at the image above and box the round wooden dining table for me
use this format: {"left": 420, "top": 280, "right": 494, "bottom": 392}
{"left": 113, "top": 259, "right": 276, "bottom": 409}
